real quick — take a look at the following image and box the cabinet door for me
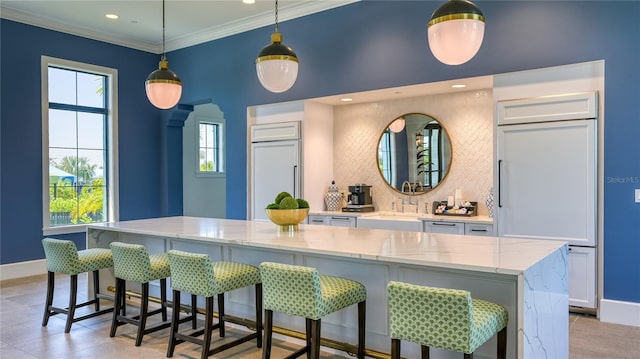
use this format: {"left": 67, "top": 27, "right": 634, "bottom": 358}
{"left": 497, "top": 119, "right": 596, "bottom": 246}
{"left": 424, "top": 221, "right": 464, "bottom": 234}
{"left": 251, "top": 141, "right": 301, "bottom": 221}
{"left": 568, "top": 246, "right": 596, "bottom": 308}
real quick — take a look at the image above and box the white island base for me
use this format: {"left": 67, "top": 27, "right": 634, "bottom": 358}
{"left": 87, "top": 216, "right": 568, "bottom": 359}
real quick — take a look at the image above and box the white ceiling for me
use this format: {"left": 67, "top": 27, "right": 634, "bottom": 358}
{"left": 0, "top": 0, "right": 359, "bottom": 53}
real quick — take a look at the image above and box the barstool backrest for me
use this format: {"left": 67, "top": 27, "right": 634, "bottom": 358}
{"left": 167, "top": 250, "right": 216, "bottom": 297}
{"left": 42, "top": 238, "right": 80, "bottom": 274}
{"left": 388, "top": 281, "right": 474, "bottom": 352}
{"left": 259, "top": 262, "right": 322, "bottom": 318}
{"left": 109, "top": 242, "right": 152, "bottom": 282}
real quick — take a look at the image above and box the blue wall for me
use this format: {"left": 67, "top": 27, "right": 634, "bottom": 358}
{"left": 1, "top": 1, "right": 638, "bottom": 303}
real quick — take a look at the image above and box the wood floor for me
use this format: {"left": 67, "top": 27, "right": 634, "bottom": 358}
{"left": 1, "top": 273, "right": 638, "bottom": 358}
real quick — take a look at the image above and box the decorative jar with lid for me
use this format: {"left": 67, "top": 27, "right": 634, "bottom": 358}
{"left": 324, "top": 180, "right": 343, "bottom": 211}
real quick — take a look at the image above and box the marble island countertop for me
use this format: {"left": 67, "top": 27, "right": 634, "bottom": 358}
{"left": 88, "top": 216, "right": 561, "bottom": 276}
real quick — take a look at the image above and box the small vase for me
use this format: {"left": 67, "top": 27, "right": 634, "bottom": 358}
{"left": 485, "top": 187, "right": 495, "bottom": 218}
{"left": 324, "top": 180, "right": 343, "bottom": 211}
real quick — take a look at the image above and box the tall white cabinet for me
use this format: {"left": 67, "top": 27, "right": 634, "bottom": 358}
{"left": 250, "top": 122, "right": 301, "bottom": 221}
{"left": 247, "top": 101, "right": 334, "bottom": 220}
{"left": 496, "top": 92, "right": 598, "bottom": 309}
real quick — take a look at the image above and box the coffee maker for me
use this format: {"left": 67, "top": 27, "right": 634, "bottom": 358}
{"left": 343, "top": 184, "right": 375, "bottom": 212}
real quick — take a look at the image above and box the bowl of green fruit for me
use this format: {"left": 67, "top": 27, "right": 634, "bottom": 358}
{"left": 265, "top": 192, "right": 310, "bottom": 231}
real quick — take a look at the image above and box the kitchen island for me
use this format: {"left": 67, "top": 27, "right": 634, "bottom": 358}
{"left": 87, "top": 216, "right": 567, "bottom": 359}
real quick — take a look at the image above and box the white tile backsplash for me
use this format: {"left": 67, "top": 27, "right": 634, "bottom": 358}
{"left": 332, "top": 89, "right": 494, "bottom": 215}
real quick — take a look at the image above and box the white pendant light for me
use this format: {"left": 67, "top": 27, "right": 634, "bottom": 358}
{"left": 145, "top": 0, "right": 182, "bottom": 109}
{"left": 256, "top": 0, "right": 299, "bottom": 93}
{"left": 389, "top": 117, "right": 406, "bottom": 133}
{"left": 427, "top": 0, "right": 485, "bottom": 65}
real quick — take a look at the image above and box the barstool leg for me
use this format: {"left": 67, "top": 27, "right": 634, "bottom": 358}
{"left": 217, "top": 293, "right": 225, "bottom": 337}
{"left": 497, "top": 327, "right": 507, "bottom": 359}
{"left": 202, "top": 296, "right": 214, "bottom": 359}
{"left": 42, "top": 271, "right": 55, "bottom": 326}
{"left": 255, "top": 283, "right": 263, "bottom": 348}
{"left": 391, "top": 338, "right": 401, "bottom": 359}
{"left": 65, "top": 274, "right": 78, "bottom": 333}
{"left": 262, "top": 310, "right": 273, "bottom": 359}
{"left": 191, "top": 294, "right": 198, "bottom": 329}
{"left": 110, "top": 278, "right": 124, "bottom": 337}
{"left": 305, "top": 318, "right": 312, "bottom": 355}
{"left": 135, "top": 282, "right": 150, "bottom": 346}
{"left": 160, "top": 278, "right": 168, "bottom": 321}
{"left": 93, "top": 270, "right": 101, "bottom": 311}
{"left": 421, "top": 345, "right": 430, "bottom": 359}
{"left": 310, "top": 319, "right": 321, "bottom": 359}
{"left": 167, "top": 289, "right": 181, "bottom": 358}
{"left": 357, "top": 300, "right": 366, "bottom": 359}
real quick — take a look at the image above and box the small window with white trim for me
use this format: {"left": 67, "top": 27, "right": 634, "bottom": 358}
{"left": 198, "top": 120, "right": 224, "bottom": 173}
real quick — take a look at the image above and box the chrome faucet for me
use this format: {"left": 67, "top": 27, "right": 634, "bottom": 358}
{"left": 400, "top": 181, "right": 418, "bottom": 212}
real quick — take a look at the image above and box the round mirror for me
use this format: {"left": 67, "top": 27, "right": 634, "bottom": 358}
{"left": 377, "top": 113, "right": 452, "bottom": 194}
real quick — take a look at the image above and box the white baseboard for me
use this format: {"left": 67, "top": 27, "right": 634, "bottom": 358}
{"left": 0, "top": 259, "right": 47, "bottom": 281}
{"left": 599, "top": 298, "right": 640, "bottom": 327}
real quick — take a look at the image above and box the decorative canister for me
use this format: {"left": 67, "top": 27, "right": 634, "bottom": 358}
{"left": 485, "top": 187, "right": 495, "bottom": 218}
{"left": 324, "top": 180, "right": 343, "bottom": 211}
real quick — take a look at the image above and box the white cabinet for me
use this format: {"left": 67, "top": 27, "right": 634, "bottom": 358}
{"left": 423, "top": 221, "right": 465, "bottom": 234}
{"left": 568, "top": 246, "right": 596, "bottom": 308}
{"left": 248, "top": 101, "right": 334, "bottom": 217}
{"left": 250, "top": 122, "right": 301, "bottom": 221}
{"left": 307, "top": 214, "right": 357, "bottom": 228}
{"left": 357, "top": 217, "right": 421, "bottom": 232}
{"left": 465, "top": 223, "right": 494, "bottom": 237}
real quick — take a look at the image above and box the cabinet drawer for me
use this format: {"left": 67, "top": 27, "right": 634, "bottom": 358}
{"left": 328, "top": 216, "right": 357, "bottom": 228}
{"left": 423, "top": 221, "right": 464, "bottom": 234}
{"left": 465, "top": 224, "right": 494, "bottom": 236}
{"left": 307, "top": 215, "right": 327, "bottom": 225}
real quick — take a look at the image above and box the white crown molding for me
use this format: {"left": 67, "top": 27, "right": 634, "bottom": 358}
{"left": 1, "top": 6, "right": 159, "bottom": 53}
{"left": 1, "top": 1, "right": 360, "bottom": 54}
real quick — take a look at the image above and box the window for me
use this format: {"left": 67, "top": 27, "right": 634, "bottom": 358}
{"left": 42, "top": 56, "right": 118, "bottom": 234}
{"left": 197, "top": 120, "right": 224, "bottom": 174}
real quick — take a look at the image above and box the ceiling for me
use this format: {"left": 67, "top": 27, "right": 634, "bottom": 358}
{"left": 0, "top": 0, "right": 359, "bottom": 53}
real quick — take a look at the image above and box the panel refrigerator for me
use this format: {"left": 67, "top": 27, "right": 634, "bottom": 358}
{"left": 497, "top": 93, "right": 598, "bottom": 308}
{"left": 250, "top": 122, "right": 302, "bottom": 221}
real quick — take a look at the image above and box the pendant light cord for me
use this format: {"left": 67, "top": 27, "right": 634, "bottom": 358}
{"left": 274, "top": 0, "right": 279, "bottom": 33}
{"left": 162, "top": 0, "right": 166, "bottom": 60}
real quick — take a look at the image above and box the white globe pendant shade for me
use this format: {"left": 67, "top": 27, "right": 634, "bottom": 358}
{"left": 389, "top": 118, "right": 406, "bottom": 133}
{"left": 428, "top": 0, "right": 485, "bottom": 65}
{"left": 145, "top": 59, "right": 182, "bottom": 109}
{"left": 256, "top": 32, "right": 299, "bottom": 93}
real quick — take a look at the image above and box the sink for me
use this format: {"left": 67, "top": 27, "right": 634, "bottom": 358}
{"left": 357, "top": 212, "right": 422, "bottom": 232}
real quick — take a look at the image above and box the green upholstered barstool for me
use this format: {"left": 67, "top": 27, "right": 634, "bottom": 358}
{"left": 387, "top": 281, "right": 508, "bottom": 359}
{"left": 109, "top": 242, "right": 171, "bottom": 346}
{"left": 41, "top": 238, "right": 114, "bottom": 333}
{"left": 259, "top": 262, "right": 366, "bottom": 359}
{"left": 166, "top": 249, "right": 263, "bottom": 359}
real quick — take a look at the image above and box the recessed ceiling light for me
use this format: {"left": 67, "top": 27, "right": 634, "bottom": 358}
{"left": 340, "top": 98, "right": 353, "bottom": 102}
{"left": 451, "top": 84, "right": 467, "bottom": 88}
{"left": 242, "top": 0, "right": 256, "bottom": 4}
{"left": 105, "top": 14, "right": 119, "bottom": 20}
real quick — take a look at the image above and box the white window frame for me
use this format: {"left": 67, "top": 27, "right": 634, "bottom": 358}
{"left": 195, "top": 116, "right": 225, "bottom": 178}
{"left": 41, "top": 56, "right": 119, "bottom": 235}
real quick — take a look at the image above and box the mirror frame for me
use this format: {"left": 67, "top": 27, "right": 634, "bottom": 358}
{"left": 376, "top": 112, "right": 452, "bottom": 195}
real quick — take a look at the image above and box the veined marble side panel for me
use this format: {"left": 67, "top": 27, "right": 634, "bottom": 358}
{"left": 520, "top": 244, "right": 569, "bottom": 358}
